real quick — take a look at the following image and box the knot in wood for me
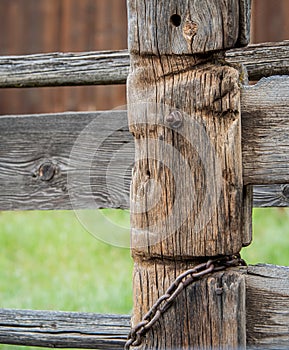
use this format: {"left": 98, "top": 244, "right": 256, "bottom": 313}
{"left": 282, "top": 184, "right": 289, "bottom": 200}
{"left": 38, "top": 162, "right": 56, "bottom": 181}
{"left": 183, "top": 17, "right": 198, "bottom": 42}
{"left": 165, "top": 111, "right": 183, "bottom": 129}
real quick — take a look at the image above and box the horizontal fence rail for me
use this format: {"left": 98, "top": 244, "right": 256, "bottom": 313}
{"left": 244, "top": 264, "right": 289, "bottom": 348}
{"left": 0, "top": 265, "right": 288, "bottom": 349}
{"left": 0, "top": 41, "right": 288, "bottom": 88}
{"left": 0, "top": 76, "right": 288, "bottom": 210}
{"left": 0, "top": 309, "right": 130, "bottom": 349}
{"left": 225, "top": 40, "right": 289, "bottom": 81}
{"left": 0, "top": 50, "right": 129, "bottom": 87}
{"left": 241, "top": 75, "right": 289, "bottom": 185}
{"left": 253, "top": 185, "right": 289, "bottom": 207}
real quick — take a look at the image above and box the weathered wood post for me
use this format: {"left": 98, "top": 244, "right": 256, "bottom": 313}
{"left": 127, "top": 0, "right": 251, "bottom": 348}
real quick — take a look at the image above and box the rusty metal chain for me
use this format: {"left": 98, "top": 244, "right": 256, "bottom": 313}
{"left": 124, "top": 254, "right": 246, "bottom": 349}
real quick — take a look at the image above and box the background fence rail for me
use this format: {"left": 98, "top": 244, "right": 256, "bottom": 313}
{"left": 1, "top": 74, "right": 289, "bottom": 211}
{"left": 0, "top": 42, "right": 288, "bottom": 88}
{"left": 0, "top": 265, "right": 288, "bottom": 349}
{"left": 0, "top": 309, "right": 130, "bottom": 349}
{"left": 0, "top": 50, "right": 129, "bottom": 88}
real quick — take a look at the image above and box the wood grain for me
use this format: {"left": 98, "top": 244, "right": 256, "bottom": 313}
{"left": 242, "top": 75, "right": 289, "bottom": 185}
{"left": 238, "top": 0, "right": 251, "bottom": 46}
{"left": 245, "top": 264, "right": 289, "bottom": 348}
{"left": 242, "top": 185, "right": 253, "bottom": 246}
{"left": 253, "top": 184, "right": 289, "bottom": 207}
{"left": 0, "top": 266, "right": 288, "bottom": 349}
{"left": 128, "top": 62, "right": 245, "bottom": 257}
{"left": 0, "top": 41, "right": 288, "bottom": 88}
{"left": 127, "top": 0, "right": 250, "bottom": 55}
{"left": 0, "top": 50, "right": 129, "bottom": 87}
{"left": 0, "top": 111, "right": 133, "bottom": 211}
{"left": 1, "top": 75, "right": 289, "bottom": 211}
{"left": 226, "top": 40, "right": 289, "bottom": 81}
{"left": 0, "top": 309, "right": 130, "bottom": 349}
{"left": 133, "top": 262, "right": 246, "bottom": 349}
{"left": 127, "top": 0, "right": 249, "bottom": 348}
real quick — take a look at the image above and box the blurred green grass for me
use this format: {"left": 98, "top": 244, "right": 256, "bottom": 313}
{"left": 242, "top": 208, "right": 289, "bottom": 265}
{"left": 0, "top": 208, "right": 288, "bottom": 350}
{"left": 0, "top": 210, "right": 133, "bottom": 314}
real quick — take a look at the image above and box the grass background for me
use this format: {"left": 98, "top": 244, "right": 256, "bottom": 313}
{"left": 0, "top": 208, "right": 289, "bottom": 350}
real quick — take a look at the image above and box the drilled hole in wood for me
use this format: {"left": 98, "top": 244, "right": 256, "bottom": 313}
{"left": 170, "top": 14, "right": 181, "bottom": 27}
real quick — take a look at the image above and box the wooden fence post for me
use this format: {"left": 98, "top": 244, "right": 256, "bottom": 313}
{"left": 127, "top": 0, "right": 251, "bottom": 349}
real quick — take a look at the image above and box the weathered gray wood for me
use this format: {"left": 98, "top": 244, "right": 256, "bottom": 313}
{"left": 128, "top": 62, "right": 245, "bottom": 257}
{"left": 1, "top": 75, "right": 289, "bottom": 211}
{"left": 238, "top": 0, "right": 251, "bottom": 46}
{"left": 127, "top": 0, "right": 249, "bottom": 348}
{"left": 0, "top": 50, "right": 129, "bottom": 87}
{"left": 242, "top": 185, "right": 253, "bottom": 246}
{"left": 226, "top": 40, "right": 289, "bottom": 81}
{"left": 133, "top": 263, "right": 246, "bottom": 349}
{"left": 0, "top": 41, "right": 289, "bottom": 88}
{"left": 0, "top": 309, "right": 130, "bottom": 349}
{"left": 253, "top": 184, "right": 289, "bottom": 207}
{"left": 128, "top": 0, "right": 250, "bottom": 55}
{"left": 242, "top": 75, "right": 289, "bottom": 185}
{"left": 0, "top": 111, "right": 133, "bottom": 211}
{"left": 245, "top": 264, "right": 289, "bottom": 348}
{"left": 1, "top": 76, "right": 289, "bottom": 211}
{"left": 0, "top": 265, "right": 288, "bottom": 349}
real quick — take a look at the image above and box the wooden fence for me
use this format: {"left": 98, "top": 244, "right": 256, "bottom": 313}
{"left": 0, "top": 0, "right": 289, "bottom": 349}
{"left": 0, "top": 0, "right": 289, "bottom": 115}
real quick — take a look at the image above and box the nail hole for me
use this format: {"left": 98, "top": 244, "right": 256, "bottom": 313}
{"left": 146, "top": 170, "right": 151, "bottom": 177}
{"left": 170, "top": 14, "right": 181, "bottom": 27}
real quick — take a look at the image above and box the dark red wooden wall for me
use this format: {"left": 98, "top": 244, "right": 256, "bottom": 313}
{"left": 0, "top": 0, "right": 127, "bottom": 114}
{"left": 0, "top": 0, "right": 288, "bottom": 115}
{"left": 252, "top": 0, "right": 289, "bottom": 43}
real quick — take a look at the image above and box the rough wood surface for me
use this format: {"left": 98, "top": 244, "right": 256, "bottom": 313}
{"left": 0, "top": 266, "right": 288, "bottom": 349}
{"left": 245, "top": 264, "right": 289, "bottom": 348}
{"left": 242, "top": 185, "right": 253, "bottom": 246}
{"left": 0, "top": 309, "right": 130, "bottom": 349}
{"left": 133, "top": 263, "right": 246, "bottom": 349}
{"left": 253, "top": 184, "right": 289, "bottom": 207}
{"left": 0, "top": 111, "right": 133, "bottom": 210}
{"left": 0, "top": 50, "right": 129, "bottom": 87}
{"left": 0, "top": 41, "right": 289, "bottom": 88}
{"left": 128, "top": 0, "right": 250, "bottom": 55}
{"left": 127, "top": 0, "right": 249, "bottom": 348}
{"left": 1, "top": 75, "right": 289, "bottom": 211}
{"left": 238, "top": 0, "right": 251, "bottom": 46}
{"left": 242, "top": 75, "right": 289, "bottom": 185}
{"left": 128, "top": 62, "right": 244, "bottom": 258}
{"left": 226, "top": 40, "right": 289, "bottom": 81}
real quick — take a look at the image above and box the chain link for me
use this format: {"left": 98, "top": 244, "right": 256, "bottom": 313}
{"left": 124, "top": 254, "right": 246, "bottom": 349}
